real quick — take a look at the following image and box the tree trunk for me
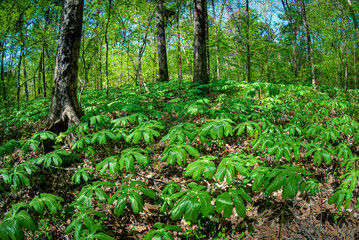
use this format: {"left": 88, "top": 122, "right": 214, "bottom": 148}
{"left": 156, "top": 0, "right": 169, "bottom": 82}
{"left": 47, "top": 0, "right": 84, "bottom": 132}
{"left": 354, "top": 46, "right": 357, "bottom": 89}
{"left": 1, "top": 42, "right": 5, "bottom": 101}
{"left": 176, "top": 0, "right": 182, "bottom": 82}
{"left": 23, "top": 50, "right": 28, "bottom": 101}
{"left": 41, "top": 43, "right": 47, "bottom": 97}
{"left": 179, "top": 38, "right": 193, "bottom": 81}
{"left": 204, "top": 1, "right": 210, "bottom": 77}
{"left": 105, "top": 0, "right": 112, "bottom": 96}
{"left": 211, "top": 0, "right": 220, "bottom": 80}
{"left": 299, "top": 0, "right": 316, "bottom": 88}
{"left": 246, "top": 0, "right": 251, "bottom": 82}
{"left": 17, "top": 46, "right": 23, "bottom": 111}
{"left": 99, "top": 40, "right": 103, "bottom": 89}
{"left": 193, "top": 0, "right": 209, "bottom": 87}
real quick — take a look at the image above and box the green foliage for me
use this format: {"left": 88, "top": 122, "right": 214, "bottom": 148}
{"left": 96, "top": 156, "right": 119, "bottom": 175}
{"left": 199, "top": 119, "right": 234, "bottom": 140}
{"left": 108, "top": 181, "right": 156, "bottom": 216}
{"left": 144, "top": 223, "right": 182, "bottom": 240}
{"left": 78, "top": 223, "right": 115, "bottom": 240}
{"left": 0, "top": 139, "right": 19, "bottom": 157}
{"left": 29, "top": 193, "right": 64, "bottom": 215}
{"left": 71, "top": 167, "right": 94, "bottom": 184}
{"left": 299, "top": 178, "right": 320, "bottom": 196}
{"left": 19, "top": 139, "right": 40, "bottom": 155}
{"left": 185, "top": 156, "right": 218, "bottom": 181}
{"left": 336, "top": 143, "right": 353, "bottom": 161}
{"left": 283, "top": 123, "right": 303, "bottom": 136}
{"left": 185, "top": 102, "right": 208, "bottom": 116}
{"left": 0, "top": 202, "right": 38, "bottom": 240}
{"left": 119, "top": 148, "right": 149, "bottom": 172}
{"left": 215, "top": 154, "right": 253, "bottom": 185}
{"left": 216, "top": 187, "right": 252, "bottom": 218}
{"left": 161, "top": 143, "right": 200, "bottom": 166}
{"left": 32, "top": 149, "right": 70, "bottom": 168}
{"left": 161, "top": 122, "right": 198, "bottom": 144}
{"left": 0, "top": 162, "right": 37, "bottom": 189}
{"left": 65, "top": 205, "right": 106, "bottom": 240}
{"left": 235, "top": 121, "right": 261, "bottom": 137}
{"left": 91, "top": 130, "right": 117, "bottom": 145}
{"left": 76, "top": 181, "right": 114, "bottom": 208}
{"left": 329, "top": 170, "right": 359, "bottom": 209}
{"left": 171, "top": 182, "right": 214, "bottom": 221}
{"left": 252, "top": 165, "right": 308, "bottom": 199}
{"left": 90, "top": 115, "right": 111, "bottom": 131}
{"left": 304, "top": 144, "right": 335, "bottom": 166}
{"left": 162, "top": 182, "right": 181, "bottom": 195}
{"left": 125, "top": 121, "right": 164, "bottom": 144}
{"left": 32, "top": 131, "right": 57, "bottom": 141}
{"left": 112, "top": 113, "right": 149, "bottom": 128}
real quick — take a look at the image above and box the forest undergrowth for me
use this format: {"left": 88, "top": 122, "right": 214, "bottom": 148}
{"left": 1, "top": 80, "right": 359, "bottom": 239}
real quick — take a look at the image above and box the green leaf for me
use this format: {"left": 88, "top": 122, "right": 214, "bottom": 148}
{"left": 185, "top": 156, "right": 217, "bottom": 181}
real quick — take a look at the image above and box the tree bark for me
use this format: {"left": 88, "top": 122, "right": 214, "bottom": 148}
{"left": 193, "top": 0, "right": 209, "bottom": 87}
{"left": 298, "top": 0, "right": 316, "bottom": 88}
{"left": 176, "top": 0, "right": 182, "bottom": 82}
{"left": 211, "top": 0, "right": 220, "bottom": 80}
{"left": 156, "top": 0, "right": 169, "bottom": 82}
{"left": 41, "top": 43, "right": 47, "bottom": 97}
{"left": 47, "top": 0, "right": 84, "bottom": 132}
{"left": 105, "top": 0, "right": 112, "bottom": 96}
{"left": 23, "top": 50, "right": 28, "bottom": 101}
{"left": 1, "top": 42, "right": 6, "bottom": 102}
{"left": 246, "top": 0, "right": 251, "bottom": 82}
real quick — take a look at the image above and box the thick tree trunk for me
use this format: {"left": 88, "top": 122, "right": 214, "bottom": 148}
{"left": 193, "top": 0, "right": 209, "bottom": 87}
{"left": 156, "top": 0, "right": 169, "bottom": 82}
{"left": 47, "top": 0, "right": 84, "bottom": 132}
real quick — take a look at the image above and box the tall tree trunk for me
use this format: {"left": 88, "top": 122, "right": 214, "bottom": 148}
{"left": 0, "top": 42, "right": 5, "bottom": 101}
{"left": 281, "top": 0, "right": 298, "bottom": 79}
{"left": 211, "top": 0, "right": 220, "bottom": 80}
{"left": 246, "top": 0, "right": 251, "bottom": 82}
{"left": 47, "top": 0, "right": 84, "bottom": 132}
{"left": 105, "top": 0, "right": 112, "bottom": 96}
{"left": 17, "top": 47, "right": 23, "bottom": 111}
{"left": 299, "top": 0, "right": 316, "bottom": 88}
{"left": 41, "top": 43, "right": 47, "bottom": 97}
{"left": 338, "top": 6, "right": 348, "bottom": 91}
{"left": 354, "top": 46, "right": 357, "bottom": 89}
{"left": 204, "top": 1, "right": 210, "bottom": 77}
{"left": 23, "top": 50, "right": 28, "bottom": 101}
{"left": 179, "top": 38, "right": 193, "bottom": 80}
{"left": 193, "top": 0, "right": 209, "bottom": 87}
{"left": 176, "top": 0, "right": 182, "bottom": 82}
{"left": 156, "top": 0, "right": 169, "bottom": 82}
{"left": 99, "top": 40, "right": 103, "bottom": 89}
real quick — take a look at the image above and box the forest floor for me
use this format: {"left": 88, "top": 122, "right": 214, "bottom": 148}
{"left": 1, "top": 81, "right": 359, "bottom": 239}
